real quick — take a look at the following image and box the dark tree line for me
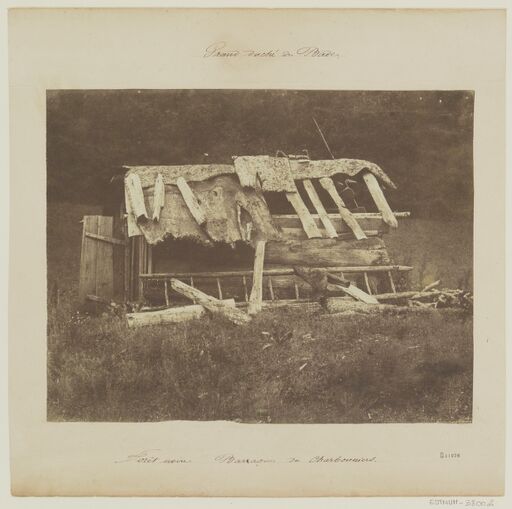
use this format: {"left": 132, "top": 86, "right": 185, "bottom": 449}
{"left": 47, "top": 89, "right": 473, "bottom": 220}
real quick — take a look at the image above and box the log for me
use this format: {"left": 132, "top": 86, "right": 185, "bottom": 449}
{"left": 319, "top": 177, "right": 367, "bottom": 240}
{"left": 176, "top": 176, "right": 207, "bottom": 225}
{"left": 170, "top": 279, "right": 251, "bottom": 325}
{"left": 127, "top": 299, "right": 236, "bottom": 327}
{"left": 302, "top": 179, "right": 338, "bottom": 238}
{"left": 265, "top": 237, "right": 390, "bottom": 267}
{"left": 362, "top": 172, "right": 398, "bottom": 228}
{"left": 152, "top": 173, "right": 165, "bottom": 221}
{"left": 285, "top": 191, "right": 322, "bottom": 239}
{"left": 248, "top": 240, "right": 266, "bottom": 315}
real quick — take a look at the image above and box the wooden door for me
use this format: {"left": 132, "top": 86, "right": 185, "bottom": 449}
{"left": 78, "top": 216, "right": 118, "bottom": 303}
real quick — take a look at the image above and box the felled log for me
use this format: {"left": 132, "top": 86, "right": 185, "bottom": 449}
{"left": 170, "top": 279, "right": 251, "bottom": 325}
{"left": 126, "top": 300, "right": 236, "bottom": 327}
{"left": 421, "top": 280, "right": 441, "bottom": 292}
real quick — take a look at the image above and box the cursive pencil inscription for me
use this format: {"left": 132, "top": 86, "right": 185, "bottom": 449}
{"left": 115, "top": 450, "right": 376, "bottom": 465}
{"left": 203, "top": 42, "right": 340, "bottom": 59}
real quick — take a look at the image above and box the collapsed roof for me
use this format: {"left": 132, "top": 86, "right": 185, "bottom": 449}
{"left": 124, "top": 156, "right": 396, "bottom": 245}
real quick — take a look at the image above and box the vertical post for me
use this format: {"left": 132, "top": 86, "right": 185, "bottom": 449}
{"left": 294, "top": 282, "right": 300, "bottom": 300}
{"left": 216, "top": 277, "right": 223, "bottom": 299}
{"left": 363, "top": 272, "right": 372, "bottom": 294}
{"left": 164, "top": 280, "right": 170, "bottom": 307}
{"left": 388, "top": 271, "right": 397, "bottom": 293}
{"left": 248, "top": 240, "right": 266, "bottom": 315}
{"left": 242, "top": 275, "right": 249, "bottom": 302}
{"left": 268, "top": 276, "right": 275, "bottom": 301}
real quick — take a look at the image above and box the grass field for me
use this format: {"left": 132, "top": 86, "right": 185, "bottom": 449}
{"left": 47, "top": 202, "right": 473, "bottom": 423}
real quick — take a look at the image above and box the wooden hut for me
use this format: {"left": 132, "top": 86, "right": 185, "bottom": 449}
{"left": 78, "top": 155, "right": 411, "bottom": 314}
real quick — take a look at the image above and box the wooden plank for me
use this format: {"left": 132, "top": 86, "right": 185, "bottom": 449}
{"left": 319, "top": 177, "right": 367, "bottom": 240}
{"left": 85, "top": 232, "right": 126, "bottom": 246}
{"left": 176, "top": 176, "right": 206, "bottom": 225}
{"left": 96, "top": 217, "right": 114, "bottom": 300}
{"left": 140, "top": 264, "right": 413, "bottom": 279}
{"left": 152, "top": 173, "right": 165, "bottom": 221}
{"left": 327, "top": 282, "right": 379, "bottom": 304}
{"left": 285, "top": 191, "right": 322, "bottom": 239}
{"left": 122, "top": 209, "right": 130, "bottom": 302}
{"left": 78, "top": 216, "right": 98, "bottom": 304}
{"left": 170, "top": 279, "right": 251, "bottom": 325}
{"left": 248, "top": 240, "right": 266, "bottom": 315}
{"left": 362, "top": 172, "right": 398, "bottom": 228}
{"left": 127, "top": 300, "right": 236, "bottom": 328}
{"left": 302, "top": 179, "right": 338, "bottom": 238}
{"left": 125, "top": 173, "right": 148, "bottom": 220}
{"left": 266, "top": 237, "right": 390, "bottom": 267}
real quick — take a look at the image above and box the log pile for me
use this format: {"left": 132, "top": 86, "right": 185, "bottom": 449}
{"left": 401, "top": 281, "right": 473, "bottom": 311}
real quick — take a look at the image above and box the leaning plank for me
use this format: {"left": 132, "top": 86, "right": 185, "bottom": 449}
{"left": 285, "top": 191, "right": 322, "bottom": 239}
{"left": 319, "top": 177, "right": 367, "bottom": 240}
{"left": 248, "top": 240, "right": 266, "bottom": 315}
{"left": 127, "top": 300, "right": 236, "bottom": 327}
{"left": 362, "top": 172, "right": 398, "bottom": 228}
{"left": 170, "top": 278, "right": 251, "bottom": 325}
{"left": 176, "top": 176, "right": 207, "bottom": 225}
{"left": 327, "top": 282, "right": 379, "bottom": 304}
{"left": 302, "top": 179, "right": 338, "bottom": 238}
{"left": 326, "top": 272, "right": 379, "bottom": 304}
{"left": 152, "top": 173, "right": 166, "bottom": 221}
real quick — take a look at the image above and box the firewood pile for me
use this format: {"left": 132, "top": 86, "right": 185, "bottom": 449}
{"left": 406, "top": 281, "right": 473, "bottom": 311}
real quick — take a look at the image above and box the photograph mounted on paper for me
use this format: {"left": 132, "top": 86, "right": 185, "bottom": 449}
{"left": 47, "top": 89, "right": 473, "bottom": 423}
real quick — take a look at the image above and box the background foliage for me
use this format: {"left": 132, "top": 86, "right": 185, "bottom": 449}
{"left": 47, "top": 90, "right": 474, "bottom": 219}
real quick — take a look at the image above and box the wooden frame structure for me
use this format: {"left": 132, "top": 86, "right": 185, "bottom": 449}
{"left": 79, "top": 156, "right": 412, "bottom": 314}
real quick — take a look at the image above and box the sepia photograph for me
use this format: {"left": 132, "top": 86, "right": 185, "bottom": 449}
{"left": 46, "top": 89, "right": 474, "bottom": 424}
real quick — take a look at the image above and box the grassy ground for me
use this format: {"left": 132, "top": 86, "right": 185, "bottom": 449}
{"left": 47, "top": 202, "right": 473, "bottom": 423}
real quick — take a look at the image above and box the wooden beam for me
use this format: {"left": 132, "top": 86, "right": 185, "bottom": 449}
{"left": 248, "top": 240, "right": 266, "bottom": 315}
{"left": 362, "top": 172, "right": 398, "bottom": 228}
{"left": 139, "top": 264, "right": 413, "bottom": 279}
{"left": 152, "top": 173, "right": 165, "bottom": 221}
{"left": 126, "top": 300, "right": 236, "bottom": 327}
{"left": 169, "top": 278, "right": 251, "bottom": 325}
{"left": 301, "top": 179, "right": 338, "bottom": 238}
{"left": 285, "top": 191, "right": 323, "bottom": 239}
{"left": 176, "top": 176, "right": 207, "bottom": 225}
{"left": 319, "top": 177, "right": 367, "bottom": 240}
